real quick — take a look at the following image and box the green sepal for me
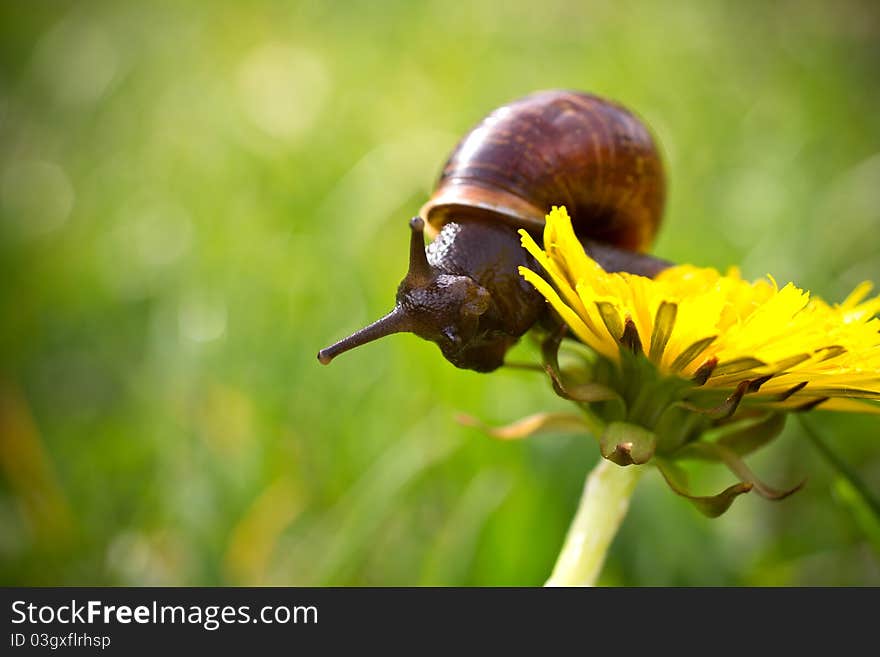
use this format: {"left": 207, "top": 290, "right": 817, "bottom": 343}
{"left": 540, "top": 324, "right": 567, "bottom": 372}
{"left": 670, "top": 335, "right": 716, "bottom": 372}
{"left": 600, "top": 422, "right": 656, "bottom": 466}
{"left": 648, "top": 301, "right": 677, "bottom": 362}
{"left": 675, "top": 441, "right": 804, "bottom": 500}
{"left": 654, "top": 404, "right": 711, "bottom": 454}
{"left": 675, "top": 412, "right": 786, "bottom": 460}
{"left": 619, "top": 318, "right": 643, "bottom": 355}
{"left": 679, "top": 380, "right": 749, "bottom": 420}
{"left": 595, "top": 301, "right": 623, "bottom": 340}
{"left": 541, "top": 327, "right": 627, "bottom": 424}
{"left": 656, "top": 459, "right": 752, "bottom": 518}
{"left": 540, "top": 327, "right": 620, "bottom": 403}
{"left": 712, "top": 357, "right": 766, "bottom": 376}
{"left": 627, "top": 368, "right": 696, "bottom": 429}
{"left": 716, "top": 412, "right": 786, "bottom": 456}
{"left": 544, "top": 365, "right": 619, "bottom": 403}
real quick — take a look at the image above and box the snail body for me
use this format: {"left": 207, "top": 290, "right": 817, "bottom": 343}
{"left": 319, "top": 90, "right": 669, "bottom": 372}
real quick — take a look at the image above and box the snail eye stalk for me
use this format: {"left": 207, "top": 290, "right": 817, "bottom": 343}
{"left": 404, "top": 217, "right": 433, "bottom": 286}
{"left": 317, "top": 218, "right": 433, "bottom": 365}
{"left": 317, "top": 307, "right": 410, "bottom": 365}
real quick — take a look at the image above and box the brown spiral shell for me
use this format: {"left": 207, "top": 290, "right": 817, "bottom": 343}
{"left": 419, "top": 90, "right": 666, "bottom": 252}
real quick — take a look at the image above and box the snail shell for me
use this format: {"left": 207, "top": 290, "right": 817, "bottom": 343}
{"left": 420, "top": 89, "right": 665, "bottom": 251}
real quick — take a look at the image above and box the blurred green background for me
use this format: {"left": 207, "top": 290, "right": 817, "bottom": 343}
{"left": 1, "top": 0, "right": 879, "bottom": 586}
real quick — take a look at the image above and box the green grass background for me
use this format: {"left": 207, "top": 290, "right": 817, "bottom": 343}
{"left": 1, "top": 0, "right": 878, "bottom": 586}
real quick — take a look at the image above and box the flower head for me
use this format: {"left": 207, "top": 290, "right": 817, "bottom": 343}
{"left": 519, "top": 206, "right": 880, "bottom": 416}
{"left": 500, "top": 205, "right": 880, "bottom": 515}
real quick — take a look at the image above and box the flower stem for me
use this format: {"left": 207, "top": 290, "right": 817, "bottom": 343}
{"left": 545, "top": 459, "right": 643, "bottom": 586}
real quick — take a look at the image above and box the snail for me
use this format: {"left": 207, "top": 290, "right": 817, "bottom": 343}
{"left": 318, "top": 90, "right": 670, "bottom": 372}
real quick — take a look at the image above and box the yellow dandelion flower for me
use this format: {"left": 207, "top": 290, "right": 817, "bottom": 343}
{"left": 519, "top": 206, "right": 880, "bottom": 417}
{"left": 459, "top": 203, "right": 880, "bottom": 576}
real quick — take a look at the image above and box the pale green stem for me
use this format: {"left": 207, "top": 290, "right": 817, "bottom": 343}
{"left": 545, "top": 459, "right": 643, "bottom": 586}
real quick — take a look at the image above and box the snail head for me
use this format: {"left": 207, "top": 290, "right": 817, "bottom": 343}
{"left": 317, "top": 217, "right": 507, "bottom": 372}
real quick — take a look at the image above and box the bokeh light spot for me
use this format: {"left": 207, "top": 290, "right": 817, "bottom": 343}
{"left": 236, "top": 43, "right": 330, "bottom": 143}
{"left": 179, "top": 291, "right": 228, "bottom": 343}
{"left": 33, "top": 17, "right": 119, "bottom": 106}
{"left": 1, "top": 160, "right": 75, "bottom": 239}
